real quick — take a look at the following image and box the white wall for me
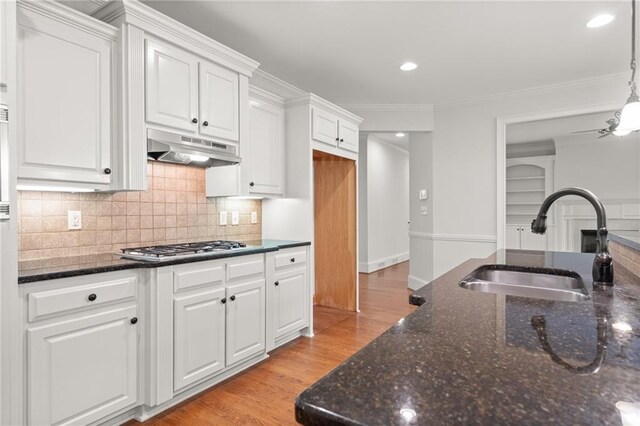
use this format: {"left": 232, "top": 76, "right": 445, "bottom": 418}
{"left": 408, "top": 132, "right": 434, "bottom": 289}
{"left": 554, "top": 134, "right": 640, "bottom": 199}
{"left": 359, "top": 135, "right": 410, "bottom": 272}
{"left": 429, "top": 74, "right": 630, "bottom": 282}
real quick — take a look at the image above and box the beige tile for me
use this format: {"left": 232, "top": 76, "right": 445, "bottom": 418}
{"left": 140, "top": 215, "right": 153, "bottom": 229}
{"left": 112, "top": 192, "right": 127, "bottom": 202}
{"left": 176, "top": 227, "right": 188, "bottom": 239}
{"left": 21, "top": 217, "right": 43, "bottom": 233}
{"left": 154, "top": 177, "right": 165, "bottom": 190}
{"left": 177, "top": 215, "right": 188, "bottom": 227}
{"left": 77, "top": 231, "right": 96, "bottom": 247}
{"left": 141, "top": 229, "right": 154, "bottom": 242}
{"left": 61, "top": 232, "right": 80, "bottom": 248}
{"left": 165, "top": 203, "right": 177, "bottom": 216}
{"left": 140, "top": 202, "right": 153, "bottom": 216}
{"left": 165, "top": 215, "right": 177, "bottom": 228}
{"left": 165, "top": 191, "right": 177, "bottom": 203}
{"left": 97, "top": 216, "right": 112, "bottom": 230}
{"left": 188, "top": 215, "right": 198, "bottom": 227}
{"left": 153, "top": 163, "right": 165, "bottom": 177}
{"left": 127, "top": 202, "right": 140, "bottom": 216}
{"left": 176, "top": 165, "right": 187, "bottom": 179}
{"left": 81, "top": 201, "right": 97, "bottom": 216}
{"left": 153, "top": 190, "right": 165, "bottom": 203}
{"left": 112, "top": 202, "right": 127, "bottom": 216}
{"left": 153, "top": 228, "right": 166, "bottom": 241}
{"left": 83, "top": 216, "right": 97, "bottom": 230}
{"left": 21, "top": 200, "right": 42, "bottom": 217}
{"left": 112, "top": 230, "right": 127, "bottom": 244}
{"left": 96, "top": 231, "right": 112, "bottom": 245}
{"left": 165, "top": 227, "right": 177, "bottom": 240}
{"left": 127, "top": 216, "right": 140, "bottom": 229}
{"left": 97, "top": 202, "right": 112, "bottom": 216}
{"left": 186, "top": 180, "right": 196, "bottom": 192}
{"left": 140, "top": 190, "right": 153, "bottom": 203}
{"left": 127, "top": 229, "right": 141, "bottom": 243}
{"left": 21, "top": 191, "right": 42, "bottom": 200}
{"left": 154, "top": 216, "right": 166, "bottom": 228}
{"left": 187, "top": 227, "right": 198, "bottom": 238}
{"left": 176, "top": 203, "right": 187, "bottom": 216}
{"left": 20, "top": 234, "right": 43, "bottom": 251}
{"left": 126, "top": 192, "right": 140, "bottom": 203}
{"left": 42, "top": 200, "right": 62, "bottom": 217}
{"left": 42, "top": 217, "right": 65, "bottom": 232}
{"left": 153, "top": 203, "right": 165, "bottom": 216}
{"left": 164, "top": 164, "right": 176, "bottom": 178}
{"left": 176, "top": 179, "right": 187, "bottom": 193}
{"left": 112, "top": 216, "right": 127, "bottom": 230}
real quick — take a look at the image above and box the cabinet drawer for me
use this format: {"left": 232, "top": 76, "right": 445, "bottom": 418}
{"left": 173, "top": 262, "right": 224, "bottom": 293}
{"left": 274, "top": 250, "right": 307, "bottom": 271}
{"left": 29, "top": 277, "right": 136, "bottom": 322}
{"left": 226, "top": 255, "right": 264, "bottom": 281}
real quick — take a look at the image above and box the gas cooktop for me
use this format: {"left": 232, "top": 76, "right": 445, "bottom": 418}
{"left": 121, "top": 240, "right": 249, "bottom": 262}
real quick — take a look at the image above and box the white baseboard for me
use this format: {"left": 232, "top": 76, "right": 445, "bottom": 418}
{"left": 359, "top": 251, "right": 409, "bottom": 273}
{"left": 408, "top": 274, "right": 431, "bottom": 290}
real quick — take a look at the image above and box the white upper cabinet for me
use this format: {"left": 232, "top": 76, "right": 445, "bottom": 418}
{"left": 145, "top": 38, "right": 242, "bottom": 144}
{"left": 199, "top": 61, "right": 239, "bottom": 142}
{"left": 17, "top": 2, "right": 117, "bottom": 189}
{"left": 145, "top": 39, "right": 199, "bottom": 133}
{"left": 338, "top": 119, "right": 359, "bottom": 153}
{"left": 312, "top": 108, "right": 339, "bottom": 147}
{"left": 246, "top": 91, "right": 284, "bottom": 195}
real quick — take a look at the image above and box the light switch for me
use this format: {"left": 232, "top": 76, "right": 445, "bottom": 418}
{"left": 219, "top": 211, "right": 227, "bottom": 226}
{"left": 251, "top": 211, "right": 258, "bottom": 224}
{"left": 231, "top": 211, "right": 239, "bottom": 225}
{"left": 419, "top": 189, "right": 428, "bottom": 200}
{"left": 420, "top": 206, "right": 428, "bottom": 216}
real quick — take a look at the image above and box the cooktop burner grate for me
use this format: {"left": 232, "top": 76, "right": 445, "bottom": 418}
{"left": 121, "top": 240, "right": 247, "bottom": 259}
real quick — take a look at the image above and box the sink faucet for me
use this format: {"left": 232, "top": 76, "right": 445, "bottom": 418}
{"left": 531, "top": 187, "right": 614, "bottom": 284}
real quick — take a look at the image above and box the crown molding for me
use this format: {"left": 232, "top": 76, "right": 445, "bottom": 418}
{"left": 436, "top": 72, "right": 629, "bottom": 110}
{"left": 18, "top": 0, "right": 118, "bottom": 41}
{"left": 286, "top": 93, "right": 364, "bottom": 124}
{"left": 250, "top": 69, "right": 306, "bottom": 100}
{"left": 339, "top": 103, "right": 434, "bottom": 113}
{"left": 249, "top": 85, "right": 285, "bottom": 108}
{"left": 92, "top": 0, "right": 260, "bottom": 77}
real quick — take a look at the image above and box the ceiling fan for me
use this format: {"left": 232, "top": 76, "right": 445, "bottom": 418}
{"left": 570, "top": 111, "right": 637, "bottom": 138}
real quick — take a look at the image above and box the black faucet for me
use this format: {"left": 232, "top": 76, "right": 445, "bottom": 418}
{"left": 531, "top": 187, "right": 614, "bottom": 284}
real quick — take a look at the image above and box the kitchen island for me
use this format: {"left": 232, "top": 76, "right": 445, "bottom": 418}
{"left": 295, "top": 249, "right": 640, "bottom": 425}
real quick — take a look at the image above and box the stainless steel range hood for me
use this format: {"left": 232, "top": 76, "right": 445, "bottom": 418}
{"left": 147, "top": 128, "right": 241, "bottom": 168}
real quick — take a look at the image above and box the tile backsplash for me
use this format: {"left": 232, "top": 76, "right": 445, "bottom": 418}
{"left": 17, "top": 162, "right": 262, "bottom": 260}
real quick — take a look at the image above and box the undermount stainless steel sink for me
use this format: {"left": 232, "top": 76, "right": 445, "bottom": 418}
{"left": 459, "top": 265, "right": 590, "bottom": 302}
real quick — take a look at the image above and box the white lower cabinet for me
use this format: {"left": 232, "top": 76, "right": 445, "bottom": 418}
{"left": 506, "top": 224, "right": 547, "bottom": 250}
{"left": 27, "top": 305, "right": 138, "bottom": 426}
{"left": 225, "top": 279, "right": 266, "bottom": 365}
{"left": 173, "top": 287, "right": 226, "bottom": 392}
{"left": 273, "top": 268, "right": 307, "bottom": 339}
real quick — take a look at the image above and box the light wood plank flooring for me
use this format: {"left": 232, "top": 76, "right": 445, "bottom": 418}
{"left": 130, "top": 261, "right": 415, "bottom": 425}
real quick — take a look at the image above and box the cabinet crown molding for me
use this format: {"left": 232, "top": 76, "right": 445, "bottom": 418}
{"left": 249, "top": 85, "right": 285, "bottom": 108}
{"left": 92, "top": 0, "right": 260, "bottom": 77}
{"left": 286, "top": 93, "right": 364, "bottom": 125}
{"left": 18, "top": 0, "right": 118, "bottom": 41}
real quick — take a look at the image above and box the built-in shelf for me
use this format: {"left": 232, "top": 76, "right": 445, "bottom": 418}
{"left": 506, "top": 202, "right": 543, "bottom": 206}
{"left": 506, "top": 176, "right": 545, "bottom": 181}
{"left": 506, "top": 158, "right": 553, "bottom": 226}
{"left": 506, "top": 189, "right": 545, "bottom": 193}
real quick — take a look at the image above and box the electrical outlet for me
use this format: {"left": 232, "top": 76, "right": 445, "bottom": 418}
{"left": 251, "top": 211, "right": 258, "bottom": 224}
{"left": 68, "top": 211, "right": 82, "bottom": 230}
{"left": 231, "top": 211, "right": 239, "bottom": 226}
{"left": 219, "top": 211, "right": 228, "bottom": 226}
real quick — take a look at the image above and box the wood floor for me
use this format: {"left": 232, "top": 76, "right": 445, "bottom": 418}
{"left": 131, "top": 261, "right": 415, "bottom": 425}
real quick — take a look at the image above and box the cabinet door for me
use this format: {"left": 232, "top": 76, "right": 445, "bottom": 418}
{"left": 226, "top": 279, "right": 265, "bottom": 366}
{"left": 146, "top": 39, "right": 199, "bottom": 133}
{"left": 174, "top": 287, "right": 226, "bottom": 391}
{"left": 273, "top": 268, "right": 307, "bottom": 339}
{"left": 27, "top": 306, "right": 138, "bottom": 425}
{"left": 312, "top": 108, "right": 339, "bottom": 147}
{"left": 199, "top": 61, "right": 239, "bottom": 141}
{"left": 17, "top": 9, "right": 112, "bottom": 186}
{"left": 338, "top": 120, "right": 359, "bottom": 153}
{"left": 247, "top": 99, "right": 284, "bottom": 195}
{"left": 505, "top": 225, "right": 521, "bottom": 250}
{"left": 521, "top": 229, "right": 547, "bottom": 251}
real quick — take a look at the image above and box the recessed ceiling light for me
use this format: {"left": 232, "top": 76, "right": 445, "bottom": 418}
{"left": 400, "top": 62, "right": 418, "bottom": 71}
{"left": 395, "top": 132, "right": 406, "bottom": 137}
{"left": 586, "top": 14, "right": 614, "bottom": 28}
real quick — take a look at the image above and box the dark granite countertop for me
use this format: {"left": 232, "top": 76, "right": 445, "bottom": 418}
{"left": 18, "top": 239, "right": 310, "bottom": 284}
{"left": 295, "top": 249, "right": 640, "bottom": 425}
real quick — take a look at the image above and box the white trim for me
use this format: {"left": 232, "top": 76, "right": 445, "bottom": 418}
{"left": 409, "top": 231, "right": 496, "bottom": 243}
{"left": 496, "top": 102, "right": 621, "bottom": 250}
{"left": 437, "top": 72, "right": 628, "bottom": 110}
{"left": 248, "top": 85, "right": 285, "bottom": 108}
{"left": 250, "top": 69, "right": 306, "bottom": 100}
{"left": 359, "top": 251, "right": 409, "bottom": 273}
{"left": 408, "top": 275, "right": 431, "bottom": 291}
{"left": 286, "top": 93, "right": 364, "bottom": 124}
{"left": 92, "top": 0, "right": 259, "bottom": 77}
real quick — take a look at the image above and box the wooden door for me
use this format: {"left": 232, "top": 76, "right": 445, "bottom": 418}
{"left": 17, "top": 8, "right": 112, "bottom": 186}
{"left": 145, "top": 38, "right": 199, "bottom": 133}
{"left": 173, "top": 287, "right": 226, "bottom": 391}
{"left": 27, "top": 306, "right": 138, "bottom": 425}
{"left": 247, "top": 99, "right": 284, "bottom": 195}
{"left": 199, "top": 61, "right": 239, "bottom": 141}
{"left": 313, "top": 150, "right": 357, "bottom": 311}
{"left": 225, "top": 279, "right": 265, "bottom": 366}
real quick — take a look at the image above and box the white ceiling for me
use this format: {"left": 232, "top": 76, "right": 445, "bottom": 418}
{"left": 143, "top": 0, "right": 631, "bottom": 105}
{"left": 369, "top": 132, "right": 409, "bottom": 150}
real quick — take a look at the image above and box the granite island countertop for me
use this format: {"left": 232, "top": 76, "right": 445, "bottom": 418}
{"left": 18, "top": 239, "right": 310, "bottom": 284}
{"left": 295, "top": 249, "right": 640, "bottom": 425}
